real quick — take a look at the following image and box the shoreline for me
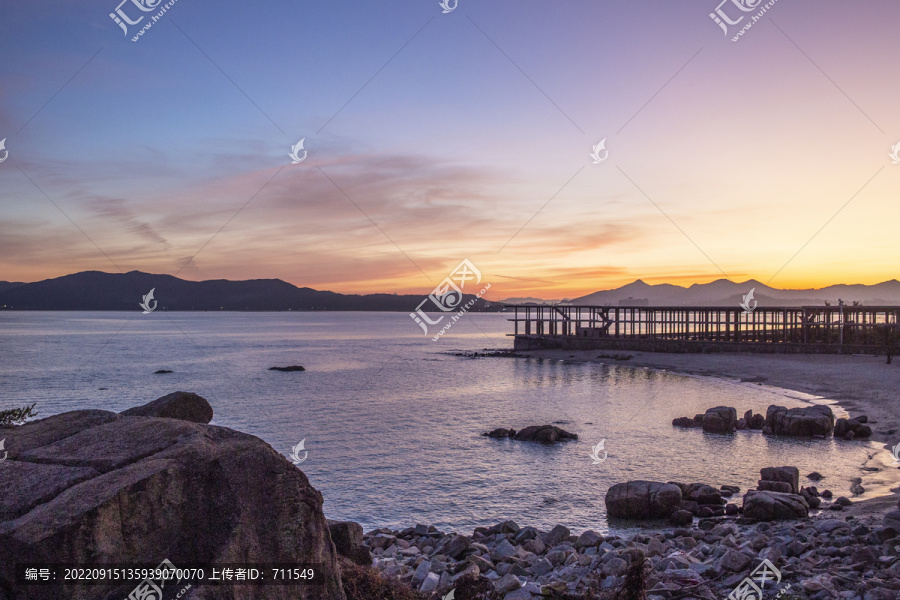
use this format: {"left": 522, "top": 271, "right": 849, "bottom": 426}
{"left": 518, "top": 348, "right": 900, "bottom": 515}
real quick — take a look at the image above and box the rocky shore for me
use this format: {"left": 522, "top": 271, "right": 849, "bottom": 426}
{"left": 356, "top": 506, "right": 900, "bottom": 600}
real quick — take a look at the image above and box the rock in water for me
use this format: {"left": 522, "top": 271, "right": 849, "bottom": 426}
{"left": 834, "top": 417, "right": 872, "bottom": 439}
{"left": 742, "top": 490, "right": 809, "bottom": 521}
{"left": 269, "top": 365, "right": 306, "bottom": 372}
{"left": 119, "top": 390, "right": 213, "bottom": 424}
{"left": 702, "top": 406, "right": 738, "bottom": 433}
{"left": 764, "top": 404, "right": 834, "bottom": 437}
{"left": 0, "top": 395, "right": 345, "bottom": 600}
{"left": 512, "top": 425, "right": 578, "bottom": 444}
{"left": 605, "top": 481, "right": 683, "bottom": 519}
{"left": 483, "top": 428, "right": 516, "bottom": 438}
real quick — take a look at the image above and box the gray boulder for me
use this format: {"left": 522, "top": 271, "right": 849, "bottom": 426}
{"left": 701, "top": 406, "right": 738, "bottom": 434}
{"left": 0, "top": 394, "right": 345, "bottom": 600}
{"left": 605, "top": 481, "right": 683, "bottom": 519}
{"left": 764, "top": 404, "right": 834, "bottom": 437}
{"left": 742, "top": 490, "right": 809, "bottom": 521}
{"left": 119, "top": 390, "right": 213, "bottom": 424}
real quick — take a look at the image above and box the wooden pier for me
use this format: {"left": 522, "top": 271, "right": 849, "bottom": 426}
{"left": 510, "top": 305, "right": 900, "bottom": 354}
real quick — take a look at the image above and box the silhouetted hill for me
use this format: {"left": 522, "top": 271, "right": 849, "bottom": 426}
{"left": 570, "top": 278, "right": 900, "bottom": 306}
{"left": 0, "top": 271, "right": 498, "bottom": 312}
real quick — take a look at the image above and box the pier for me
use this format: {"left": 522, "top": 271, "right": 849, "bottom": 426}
{"left": 510, "top": 305, "right": 899, "bottom": 354}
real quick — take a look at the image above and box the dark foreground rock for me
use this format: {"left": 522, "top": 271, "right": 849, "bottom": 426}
{"left": 0, "top": 392, "right": 344, "bottom": 600}
{"left": 269, "top": 365, "right": 306, "bottom": 371}
{"left": 329, "top": 520, "right": 373, "bottom": 566}
{"left": 605, "top": 481, "right": 683, "bottom": 519}
{"left": 500, "top": 425, "right": 578, "bottom": 444}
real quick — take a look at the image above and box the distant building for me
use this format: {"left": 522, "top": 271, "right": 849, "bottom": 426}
{"left": 619, "top": 297, "right": 649, "bottom": 306}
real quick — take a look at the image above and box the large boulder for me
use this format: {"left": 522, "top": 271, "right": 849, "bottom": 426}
{"left": 701, "top": 406, "right": 738, "bottom": 434}
{"left": 605, "top": 481, "right": 683, "bottom": 519}
{"left": 512, "top": 425, "right": 578, "bottom": 444}
{"left": 742, "top": 490, "right": 809, "bottom": 521}
{"left": 0, "top": 394, "right": 345, "bottom": 600}
{"left": 764, "top": 404, "right": 834, "bottom": 437}
{"left": 119, "top": 390, "right": 214, "bottom": 424}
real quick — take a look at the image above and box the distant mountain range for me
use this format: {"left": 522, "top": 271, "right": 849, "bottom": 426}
{"left": 0, "top": 271, "right": 498, "bottom": 312}
{"left": 566, "top": 279, "right": 900, "bottom": 307}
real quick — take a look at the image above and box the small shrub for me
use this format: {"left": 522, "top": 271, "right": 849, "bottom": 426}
{"left": 339, "top": 557, "right": 421, "bottom": 600}
{"left": 0, "top": 403, "right": 37, "bottom": 427}
{"left": 449, "top": 574, "right": 498, "bottom": 600}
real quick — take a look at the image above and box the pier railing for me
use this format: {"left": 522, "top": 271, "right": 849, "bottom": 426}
{"left": 509, "top": 305, "right": 899, "bottom": 352}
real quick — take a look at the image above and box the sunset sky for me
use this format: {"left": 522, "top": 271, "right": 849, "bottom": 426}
{"left": 1, "top": 0, "right": 898, "bottom": 300}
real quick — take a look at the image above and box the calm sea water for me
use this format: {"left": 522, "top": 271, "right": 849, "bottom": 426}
{"left": 0, "top": 311, "right": 882, "bottom": 534}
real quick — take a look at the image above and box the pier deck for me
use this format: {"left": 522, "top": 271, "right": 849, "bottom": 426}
{"left": 509, "top": 305, "right": 899, "bottom": 354}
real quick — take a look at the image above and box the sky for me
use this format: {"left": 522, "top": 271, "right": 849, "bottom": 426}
{"left": 1, "top": 0, "right": 898, "bottom": 300}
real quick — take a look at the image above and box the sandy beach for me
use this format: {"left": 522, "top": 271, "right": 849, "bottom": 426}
{"left": 522, "top": 349, "right": 900, "bottom": 518}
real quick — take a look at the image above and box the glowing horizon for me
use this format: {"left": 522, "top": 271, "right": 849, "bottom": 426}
{"left": 1, "top": 1, "right": 898, "bottom": 300}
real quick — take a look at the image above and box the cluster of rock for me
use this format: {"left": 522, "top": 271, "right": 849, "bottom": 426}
{"left": 673, "top": 404, "right": 871, "bottom": 439}
{"left": 358, "top": 510, "right": 900, "bottom": 600}
{"left": 483, "top": 425, "right": 578, "bottom": 444}
{"left": 604, "top": 467, "right": 852, "bottom": 527}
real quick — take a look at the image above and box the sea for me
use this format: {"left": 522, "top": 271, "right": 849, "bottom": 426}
{"left": 0, "top": 311, "right": 887, "bottom": 534}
